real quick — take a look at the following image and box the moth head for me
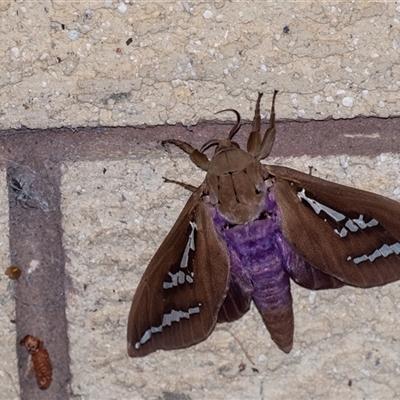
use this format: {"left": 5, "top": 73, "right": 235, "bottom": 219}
{"left": 200, "top": 138, "right": 240, "bottom": 156}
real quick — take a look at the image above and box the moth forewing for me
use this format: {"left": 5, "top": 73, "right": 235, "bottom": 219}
{"left": 267, "top": 165, "right": 400, "bottom": 287}
{"left": 127, "top": 189, "right": 230, "bottom": 357}
{"left": 128, "top": 189, "right": 200, "bottom": 356}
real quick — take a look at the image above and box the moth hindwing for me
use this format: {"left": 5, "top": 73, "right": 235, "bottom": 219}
{"left": 128, "top": 90, "right": 400, "bottom": 357}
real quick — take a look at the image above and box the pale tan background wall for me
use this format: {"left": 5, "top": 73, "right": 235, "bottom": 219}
{"left": 1, "top": 1, "right": 400, "bottom": 129}
{"left": 1, "top": 2, "right": 400, "bottom": 399}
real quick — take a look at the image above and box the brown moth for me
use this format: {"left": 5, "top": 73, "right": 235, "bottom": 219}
{"left": 20, "top": 335, "right": 52, "bottom": 390}
{"left": 127, "top": 91, "right": 400, "bottom": 357}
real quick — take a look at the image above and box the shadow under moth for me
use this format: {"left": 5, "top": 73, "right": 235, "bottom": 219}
{"left": 20, "top": 335, "right": 52, "bottom": 390}
{"left": 127, "top": 91, "right": 400, "bottom": 357}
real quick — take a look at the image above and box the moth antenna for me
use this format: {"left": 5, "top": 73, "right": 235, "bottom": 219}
{"left": 215, "top": 108, "right": 242, "bottom": 140}
{"left": 200, "top": 108, "right": 241, "bottom": 153}
{"left": 200, "top": 139, "right": 219, "bottom": 153}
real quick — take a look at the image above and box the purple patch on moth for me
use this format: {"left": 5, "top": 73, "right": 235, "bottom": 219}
{"left": 213, "top": 186, "right": 343, "bottom": 294}
{"left": 211, "top": 185, "right": 343, "bottom": 350}
{"left": 212, "top": 188, "right": 294, "bottom": 316}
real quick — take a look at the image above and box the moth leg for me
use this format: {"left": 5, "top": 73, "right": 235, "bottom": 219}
{"left": 162, "top": 139, "right": 210, "bottom": 170}
{"left": 246, "top": 92, "right": 263, "bottom": 156}
{"left": 308, "top": 165, "right": 316, "bottom": 175}
{"left": 162, "top": 139, "right": 195, "bottom": 154}
{"left": 163, "top": 177, "right": 198, "bottom": 193}
{"left": 256, "top": 89, "right": 278, "bottom": 161}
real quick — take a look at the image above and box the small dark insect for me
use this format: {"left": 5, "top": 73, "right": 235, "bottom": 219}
{"left": 238, "top": 363, "right": 246, "bottom": 372}
{"left": 283, "top": 26, "right": 290, "bottom": 34}
{"left": 57, "top": 56, "right": 62, "bottom": 63}
{"left": 5, "top": 266, "right": 22, "bottom": 280}
{"left": 22, "top": 104, "right": 29, "bottom": 110}
{"left": 126, "top": 38, "right": 133, "bottom": 46}
{"left": 348, "top": 379, "right": 352, "bottom": 387}
{"left": 20, "top": 335, "right": 52, "bottom": 390}
{"left": 103, "top": 168, "right": 107, "bottom": 174}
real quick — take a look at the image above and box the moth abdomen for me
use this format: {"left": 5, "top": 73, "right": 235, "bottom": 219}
{"left": 212, "top": 195, "right": 295, "bottom": 352}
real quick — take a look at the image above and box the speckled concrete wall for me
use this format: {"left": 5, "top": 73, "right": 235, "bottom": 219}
{"left": 1, "top": 1, "right": 400, "bottom": 129}
{"left": 61, "top": 152, "right": 400, "bottom": 400}
{"left": 1, "top": 2, "right": 400, "bottom": 400}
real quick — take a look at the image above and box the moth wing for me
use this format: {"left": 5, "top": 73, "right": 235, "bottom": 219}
{"left": 217, "top": 251, "right": 253, "bottom": 323}
{"left": 279, "top": 238, "right": 344, "bottom": 290}
{"left": 128, "top": 187, "right": 230, "bottom": 357}
{"left": 266, "top": 165, "right": 400, "bottom": 288}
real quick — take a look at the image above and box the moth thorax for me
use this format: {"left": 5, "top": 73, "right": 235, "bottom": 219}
{"left": 206, "top": 152, "right": 266, "bottom": 225}
{"left": 216, "top": 191, "right": 266, "bottom": 225}
{"left": 208, "top": 147, "right": 255, "bottom": 175}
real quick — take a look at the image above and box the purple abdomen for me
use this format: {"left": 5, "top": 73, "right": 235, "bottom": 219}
{"left": 212, "top": 187, "right": 343, "bottom": 353}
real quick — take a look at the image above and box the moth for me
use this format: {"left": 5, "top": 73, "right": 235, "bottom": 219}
{"left": 127, "top": 91, "right": 400, "bottom": 357}
{"left": 20, "top": 335, "right": 52, "bottom": 390}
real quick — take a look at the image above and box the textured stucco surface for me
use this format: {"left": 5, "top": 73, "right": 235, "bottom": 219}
{"left": 1, "top": 2, "right": 400, "bottom": 129}
{"left": 60, "top": 151, "right": 400, "bottom": 400}
{"left": 1, "top": 1, "right": 400, "bottom": 399}
{"left": 0, "top": 171, "right": 18, "bottom": 400}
